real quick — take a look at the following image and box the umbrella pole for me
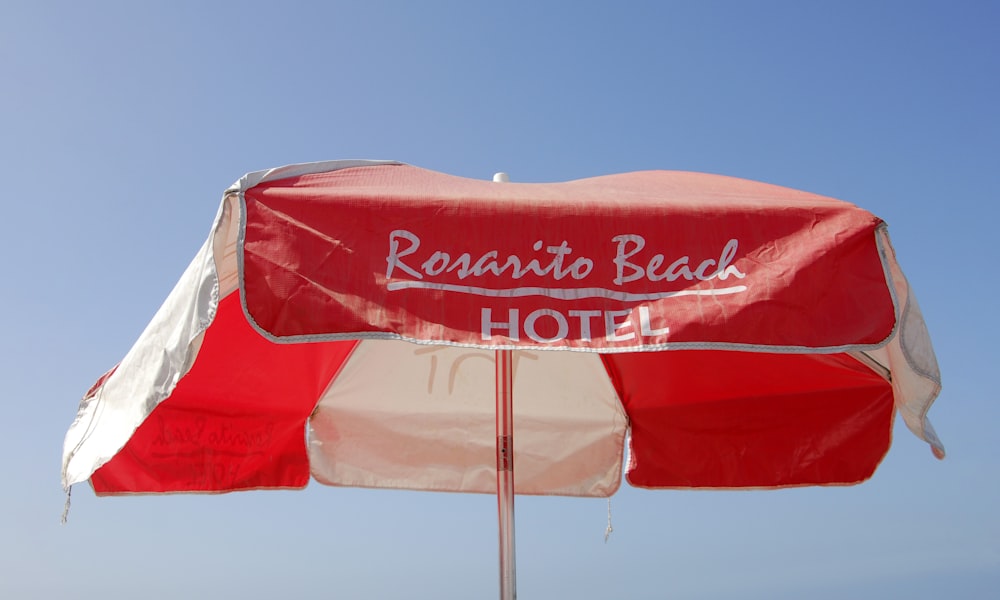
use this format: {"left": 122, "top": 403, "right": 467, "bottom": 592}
{"left": 491, "top": 172, "right": 516, "bottom": 600}
{"left": 496, "top": 348, "right": 516, "bottom": 600}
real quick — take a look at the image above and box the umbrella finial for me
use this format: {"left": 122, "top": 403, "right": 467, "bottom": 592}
{"left": 493, "top": 172, "right": 510, "bottom": 183}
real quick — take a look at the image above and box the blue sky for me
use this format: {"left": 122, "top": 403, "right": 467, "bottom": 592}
{"left": 2, "top": 1, "right": 998, "bottom": 598}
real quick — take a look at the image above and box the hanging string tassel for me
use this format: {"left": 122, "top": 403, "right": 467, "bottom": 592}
{"left": 60, "top": 486, "right": 72, "bottom": 525}
{"left": 604, "top": 497, "right": 614, "bottom": 543}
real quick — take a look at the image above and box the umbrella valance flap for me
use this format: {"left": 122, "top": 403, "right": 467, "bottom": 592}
{"left": 238, "top": 162, "right": 897, "bottom": 352}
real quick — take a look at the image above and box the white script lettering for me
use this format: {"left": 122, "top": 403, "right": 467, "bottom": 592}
{"left": 612, "top": 235, "right": 746, "bottom": 285}
{"left": 388, "top": 230, "right": 594, "bottom": 282}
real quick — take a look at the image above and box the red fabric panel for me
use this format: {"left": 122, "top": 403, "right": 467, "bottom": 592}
{"left": 91, "top": 293, "right": 356, "bottom": 494}
{"left": 607, "top": 350, "right": 894, "bottom": 488}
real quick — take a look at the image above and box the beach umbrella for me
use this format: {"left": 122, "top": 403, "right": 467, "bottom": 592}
{"left": 62, "top": 160, "right": 943, "bottom": 600}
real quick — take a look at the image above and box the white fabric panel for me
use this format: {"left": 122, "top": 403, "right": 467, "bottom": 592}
{"left": 60, "top": 194, "right": 240, "bottom": 489}
{"left": 308, "top": 341, "right": 628, "bottom": 496}
{"left": 213, "top": 192, "right": 242, "bottom": 299}
{"left": 61, "top": 233, "right": 219, "bottom": 488}
{"left": 877, "top": 228, "right": 945, "bottom": 457}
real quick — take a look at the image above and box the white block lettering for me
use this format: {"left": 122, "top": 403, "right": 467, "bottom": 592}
{"left": 481, "top": 308, "right": 520, "bottom": 341}
{"left": 638, "top": 306, "right": 670, "bottom": 337}
{"left": 524, "top": 309, "right": 569, "bottom": 343}
{"left": 604, "top": 309, "right": 635, "bottom": 342}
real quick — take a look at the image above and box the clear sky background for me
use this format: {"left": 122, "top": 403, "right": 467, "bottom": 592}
{"left": 2, "top": 1, "right": 998, "bottom": 598}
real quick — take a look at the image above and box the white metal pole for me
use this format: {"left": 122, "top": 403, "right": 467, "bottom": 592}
{"left": 496, "top": 348, "right": 516, "bottom": 600}
{"left": 492, "top": 171, "right": 516, "bottom": 600}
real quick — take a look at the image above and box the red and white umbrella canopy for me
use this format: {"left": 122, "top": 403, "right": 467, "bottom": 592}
{"left": 62, "top": 160, "right": 943, "bottom": 497}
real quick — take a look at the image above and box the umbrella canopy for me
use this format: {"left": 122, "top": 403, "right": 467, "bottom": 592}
{"left": 62, "top": 159, "right": 943, "bottom": 497}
